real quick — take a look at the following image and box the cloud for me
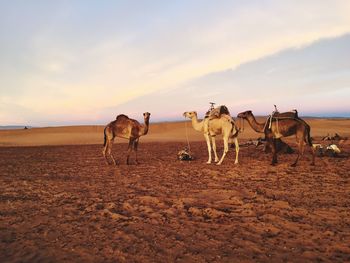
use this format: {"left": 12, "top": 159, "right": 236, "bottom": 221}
{"left": 1, "top": 1, "right": 350, "bottom": 124}
{"left": 108, "top": 33, "right": 350, "bottom": 120}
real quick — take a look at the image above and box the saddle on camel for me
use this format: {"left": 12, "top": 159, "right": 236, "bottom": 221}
{"left": 265, "top": 105, "right": 299, "bottom": 133}
{"left": 205, "top": 104, "right": 231, "bottom": 120}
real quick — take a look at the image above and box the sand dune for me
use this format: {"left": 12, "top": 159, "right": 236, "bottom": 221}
{"left": 1, "top": 118, "right": 349, "bottom": 146}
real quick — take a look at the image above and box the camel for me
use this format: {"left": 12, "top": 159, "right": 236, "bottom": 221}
{"left": 183, "top": 107, "right": 239, "bottom": 165}
{"left": 103, "top": 112, "right": 150, "bottom": 165}
{"left": 237, "top": 110, "right": 315, "bottom": 166}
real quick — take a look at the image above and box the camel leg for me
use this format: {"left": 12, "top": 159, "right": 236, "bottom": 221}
{"left": 134, "top": 139, "right": 140, "bottom": 164}
{"left": 270, "top": 138, "right": 278, "bottom": 166}
{"left": 310, "top": 144, "right": 315, "bottom": 166}
{"left": 307, "top": 132, "right": 315, "bottom": 166}
{"left": 108, "top": 140, "right": 117, "bottom": 165}
{"left": 304, "top": 133, "right": 316, "bottom": 166}
{"left": 217, "top": 136, "right": 229, "bottom": 165}
{"left": 233, "top": 137, "right": 239, "bottom": 164}
{"left": 291, "top": 139, "right": 304, "bottom": 167}
{"left": 126, "top": 139, "right": 134, "bottom": 165}
{"left": 102, "top": 140, "right": 110, "bottom": 165}
{"left": 211, "top": 136, "right": 219, "bottom": 162}
{"left": 204, "top": 133, "right": 213, "bottom": 164}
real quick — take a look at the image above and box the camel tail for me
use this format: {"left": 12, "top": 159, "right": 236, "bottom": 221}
{"left": 103, "top": 126, "right": 107, "bottom": 146}
{"left": 230, "top": 121, "right": 239, "bottom": 138}
{"left": 306, "top": 125, "right": 313, "bottom": 146}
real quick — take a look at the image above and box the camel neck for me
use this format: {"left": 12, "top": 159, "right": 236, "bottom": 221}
{"left": 190, "top": 116, "right": 204, "bottom": 132}
{"left": 141, "top": 119, "right": 150, "bottom": 135}
{"left": 246, "top": 114, "right": 265, "bottom": 133}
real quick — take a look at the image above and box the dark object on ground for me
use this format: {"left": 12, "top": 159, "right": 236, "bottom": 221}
{"left": 264, "top": 138, "right": 294, "bottom": 154}
{"left": 239, "top": 137, "right": 265, "bottom": 147}
{"left": 178, "top": 148, "right": 194, "bottom": 161}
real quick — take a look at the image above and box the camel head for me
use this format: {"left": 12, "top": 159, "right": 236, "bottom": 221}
{"left": 237, "top": 110, "right": 253, "bottom": 119}
{"left": 183, "top": 111, "right": 197, "bottom": 119}
{"left": 143, "top": 112, "right": 151, "bottom": 120}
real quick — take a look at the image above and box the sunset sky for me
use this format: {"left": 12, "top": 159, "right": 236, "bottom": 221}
{"left": 1, "top": 1, "right": 350, "bottom": 126}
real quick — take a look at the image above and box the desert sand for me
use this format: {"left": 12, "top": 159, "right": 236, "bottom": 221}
{"left": 0, "top": 118, "right": 349, "bottom": 262}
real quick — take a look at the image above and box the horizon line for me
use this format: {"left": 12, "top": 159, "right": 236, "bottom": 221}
{"left": 1, "top": 114, "right": 350, "bottom": 129}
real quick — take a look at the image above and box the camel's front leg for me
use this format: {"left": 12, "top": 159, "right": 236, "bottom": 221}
{"left": 204, "top": 133, "right": 212, "bottom": 164}
{"left": 134, "top": 139, "right": 140, "bottom": 164}
{"left": 217, "top": 137, "right": 229, "bottom": 165}
{"left": 233, "top": 137, "right": 239, "bottom": 164}
{"left": 211, "top": 136, "right": 219, "bottom": 162}
{"left": 271, "top": 138, "right": 278, "bottom": 166}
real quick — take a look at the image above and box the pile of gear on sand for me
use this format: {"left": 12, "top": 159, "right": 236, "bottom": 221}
{"left": 177, "top": 147, "right": 194, "bottom": 161}
{"left": 237, "top": 131, "right": 348, "bottom": 158}
{"left": 312, "top": 133, "right": 348, "bottom": 157}
{"left": 313, "top": 144, "right": 342, "bottom": 157}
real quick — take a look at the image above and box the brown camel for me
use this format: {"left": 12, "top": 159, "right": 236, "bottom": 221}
{"left": 183, "top": 107, "right": 239, "bottom": 165}
{"left": 237, "top": 110, "right": 315, "bottom": 166}
{"left": 103, "top": 112, "right": 150, "bottom": 165}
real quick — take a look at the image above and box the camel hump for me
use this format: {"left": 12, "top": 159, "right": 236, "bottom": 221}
{"left": 207, "top": 105, "right": 230, "bottom": 119}
{"left": 219, "top": 105, "right": 230, "bottom": 115}
{"left": 116, "top": 114, "right": 129, "bottom": 120}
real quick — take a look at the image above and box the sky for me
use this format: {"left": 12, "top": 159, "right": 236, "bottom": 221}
{"left": 0, "top": 0, "right": 350, "bottom": 126}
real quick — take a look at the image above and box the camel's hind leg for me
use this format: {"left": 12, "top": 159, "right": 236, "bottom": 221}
{"left": 233, "top": 137, "right": 239, "bottom": 164}
{"left": 126, "top": 139, "right": 135, "bottom": 165}
{"left": 291, "top": 138, "right": 305, "bottom": 167}
{"left": 107, "top": 139, "right": 117, "bottom": 165}
{"left": 217, "top": 136, "right": 229, "bottom": 165}
{"left": 102, "top": 141, "right": 109, "bottom": 164}
{"left": 211, "top": 136, "right": 219, "bottom": 162}
{"left": 103, "top": 126, "right": 117, "bottom": 165}
{"left": 304, "top": 127, "right": 315, "bottom": 166}
{"left": 204, "top": 133, "right": 213, "bottom": 164}
{"left": 103, "top": 139, "right": 117, "bottom": 165}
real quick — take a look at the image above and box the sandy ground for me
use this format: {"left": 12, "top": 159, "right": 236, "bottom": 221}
{"left": 0, "top": 118, "right": 350, "bottom": 262}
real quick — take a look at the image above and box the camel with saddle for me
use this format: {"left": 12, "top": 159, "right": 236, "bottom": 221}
{"left": 238, "top": 106, "right": 315, "bottom": 166}
{"left": 183, "top": 104, "right": 239, "bottom": 165}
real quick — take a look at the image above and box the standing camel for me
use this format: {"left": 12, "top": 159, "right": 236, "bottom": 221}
{"left": 237, "top": 110, "right": 315, "bottom": 166}
{"left": 183, "top": 108, "right": 239, "bottom": 165}
{"left": 103, "top": 112, "right": 150, "bottom": 165}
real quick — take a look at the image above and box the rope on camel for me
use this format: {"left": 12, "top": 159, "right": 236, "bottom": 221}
{"left": 184, "top": 117, "right": 191, "bottom": 154}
